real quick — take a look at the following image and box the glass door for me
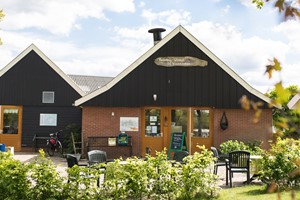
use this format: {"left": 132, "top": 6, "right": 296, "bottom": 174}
{"left": 142, "top": 108, "right": 163, "bottom": 156}
{"left": 191, "top": 108, "right": 213, "bottom": 153}
{"left": 0, "top": 106, "right": 23, "bottom": 151}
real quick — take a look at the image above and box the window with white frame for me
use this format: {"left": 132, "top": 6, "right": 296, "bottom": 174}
{"left": 42, "top": 91, "right": 55, "bottom": 103}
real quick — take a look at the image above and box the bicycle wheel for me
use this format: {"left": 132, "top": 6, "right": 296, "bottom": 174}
{"left": 57, "top": 141, "right": 63, "bottom": 156}
{"left": 47, "top": 141, "right": 55, "bottom": 156}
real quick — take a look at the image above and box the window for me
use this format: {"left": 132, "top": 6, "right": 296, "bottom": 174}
{"left": 192, "top": 109, "right": 210, "bottom": 138}
{"left": 145, "top": 109, "right": 161, "bottom": 137}
{"left": 3, "top": 108, "right": 19, "bottom": 134}
{"left": 40, "top": 113, "right": 57, "bottom": 126}
{"left": 42, "top": 91, "right": 55, "bottom": 103}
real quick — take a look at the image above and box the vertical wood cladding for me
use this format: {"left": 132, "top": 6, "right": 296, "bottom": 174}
{"left": 83, "top": 33, "right": 267, "bottom": 108}
{"left": 0, "top": 50, "right": 81, "bottom": 106}
{"left": 22, "top": 106, "right": 82, "bottom": 147}
{"left": 0, "top": 50, "right": 83, "bottom": 149}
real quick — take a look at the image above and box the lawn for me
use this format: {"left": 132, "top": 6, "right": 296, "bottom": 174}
{"left": 217, "top": 185, "right": 300, "bottom": 200}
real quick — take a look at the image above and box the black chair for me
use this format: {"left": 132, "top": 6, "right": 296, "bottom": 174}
{"left": 87, "top": 150, "right": 107, "bottom": 165}
{"left": 173, "top": 151, "right": 189, "bottom": 164}
{"left": 210, "top": 147, "right": 226, "bottom": 175}
{"left": 66, "top": 154, "right": 87, "bottom": 168}
{"left": 225, "top": 150, "right": 251, "bottom": 187}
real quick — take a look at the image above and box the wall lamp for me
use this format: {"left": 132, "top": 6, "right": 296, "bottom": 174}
{"left": 153, "top": 94, "right": 157, "bottom": 101}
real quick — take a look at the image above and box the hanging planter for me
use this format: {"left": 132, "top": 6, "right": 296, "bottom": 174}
{"left": 220, "top": 112, "right": 228, "bottom": 130}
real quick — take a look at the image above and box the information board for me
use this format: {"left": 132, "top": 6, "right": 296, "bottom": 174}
{"left": 170, "top": 132, "right": 184, "bottom": 150}
{"left": 169, "top": 132, "right": 187, "bottom": 158}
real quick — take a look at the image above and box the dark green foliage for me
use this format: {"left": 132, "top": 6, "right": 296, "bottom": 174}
{"left": 63, "top": 123, "right": 82, "bottom": 154}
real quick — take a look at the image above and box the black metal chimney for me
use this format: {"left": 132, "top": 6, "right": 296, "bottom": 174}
{"left": 148, "top": 28, "right": 166, "bottom": 45}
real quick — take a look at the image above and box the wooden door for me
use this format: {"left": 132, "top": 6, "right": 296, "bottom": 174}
{"left": 190, "top": 108, "right": 213, "bottom": 153}
{"left": 0, "top": 106, "right": 23, "bottom": 151}
{"left": 141, "top": 108, "right": 164, "bottom": 157}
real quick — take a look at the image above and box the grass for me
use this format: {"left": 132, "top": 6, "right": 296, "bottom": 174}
{"left": 216, "top": 185, "right": 300, "bottom": 200}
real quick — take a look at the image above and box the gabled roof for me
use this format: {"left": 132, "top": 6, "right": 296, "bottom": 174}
{"left": 74, "top": 25, "right": 272, "bottom": 106}
{"left": 0, "top": 44, "right": 85, "bottom": 96}
{"left": 287, "top": 93, "right": 300, "bottom": 109}
{"left": 68, "top": 74, "right": 113, "bottom": 94}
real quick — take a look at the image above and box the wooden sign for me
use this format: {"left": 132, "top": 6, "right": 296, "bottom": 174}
{"left": 155, "top": 56, "right": 208, "bottom": 67}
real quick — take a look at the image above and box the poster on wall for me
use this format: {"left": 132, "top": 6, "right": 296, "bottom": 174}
{"left": 120, "top": 117, "right": 139, "bottom": 131}
{"left": 40, "top": 113, "right": 57, "bottom": 126}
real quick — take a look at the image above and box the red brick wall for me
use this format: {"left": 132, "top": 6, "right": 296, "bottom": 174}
{"left": 213, "top": 109, "right": 273, "bottom": 150}
{"left": 82, "top": 107, "right": 273, "bottom": 158}
{"left": 82, "top": 107, "right": 141, "bottom": 158}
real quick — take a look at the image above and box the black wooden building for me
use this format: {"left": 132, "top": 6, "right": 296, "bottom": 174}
{"left": 75, "top": 26, "right": 274, "bottom": 157}
{"left": 0, "top": 44, "right": 84, "bottom": 151}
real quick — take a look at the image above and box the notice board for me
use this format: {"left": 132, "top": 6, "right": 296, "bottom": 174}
{"left": 168, "top": 132, "right": 187, "bottom": 158}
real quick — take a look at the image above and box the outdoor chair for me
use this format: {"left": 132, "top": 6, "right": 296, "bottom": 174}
{"left": 210, "top": 147, "right": 226, "bottom": 175}
{"left": 225, "top": 150, "right": 251, "bottom": 187}
{"left": 87, "top": 150, "right": 107, "bottom": 166}
{"left": 67, "top": 154, "right": 102, "bottom": 186}
{"left": 66, "top": 154, "right": 87, "bottom": 168}
{"left": 172, "top": 151, "right": 189, "bottom": 164}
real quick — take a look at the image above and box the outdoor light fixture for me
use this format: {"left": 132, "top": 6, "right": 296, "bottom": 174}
{"left": 220, "top": 111, "right": 228, "bottom": 130}
{"left": 111, "top": 112, "right": 115, "bottom": 117}
{"left": 153, "top": 94, "right": 157, "bottom": 101}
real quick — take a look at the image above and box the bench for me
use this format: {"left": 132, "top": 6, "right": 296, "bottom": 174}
{"left": 32, "top": 134, "right": 50, "bottom": 152}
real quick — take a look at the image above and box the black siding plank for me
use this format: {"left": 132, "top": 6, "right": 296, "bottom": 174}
{"left": 0, "top": 51, "right": 81, "bottom": 106}
{"left": 22, "top": 106, "right": 82, "bottom": 147}
{"left": 83, "top": 33, "right": 268, "bottom": 108}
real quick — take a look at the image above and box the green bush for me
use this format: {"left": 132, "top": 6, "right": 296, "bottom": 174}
{"left": 220, "top": 140, "right": 263, "bottom": 155}
{"left": 179, "top": 145, "right": 219, "bottom": 199}
{"left": 259, "top": 138, "right": 300, "bottom": 190}
{"left": 62, "top": 164, "right": 102, "bottom": 199}
{"left": 145, "top": 149, "right": 181, "bottom": 200}
{"left": 27, "top": 149, "right": 65, "bottom": 200}
{"left": 0, "top": 152, "right": 30, "bottom": 200}
{"left": 0, "top": 148, "right": 219, "bottom": 199}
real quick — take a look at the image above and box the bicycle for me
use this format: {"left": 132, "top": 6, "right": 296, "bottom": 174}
{"left": 46, "top": 130, "right": 63, "bottom": 156}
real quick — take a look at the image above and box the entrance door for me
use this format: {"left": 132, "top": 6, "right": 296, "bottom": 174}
{"left": 142, "top": 107, "right": 213, "bottom": 157}
{"left": 0, "top": 106, "right": 23, "bottom": 151}
{"left": 190, "top": 108, "right": 213, "bottom": 153}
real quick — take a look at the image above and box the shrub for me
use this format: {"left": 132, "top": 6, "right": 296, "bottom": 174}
{"left": 259, "top": 138, "right": 300, "bottom": 191}
{"left": 62, "top": 163, "right": 102, "bottom": 199}
{"left": 220, "top": 140, "right": 263, "bottom": 155}
{"left": 145, "top": 149, "right": 181, "bottom": 200}
{"left": 0, "top": 152, "right": 30, "bottom": 200}
{"left": 0, "top": 148, "right": 219, "bottom": 199}
{"left": 27, "top": 149, "right": 65, "bottom": 200}
{"left": 178, "top": 145, "right": 219, "bottom": 199}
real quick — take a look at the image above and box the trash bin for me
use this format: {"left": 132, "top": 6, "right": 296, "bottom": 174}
{"left": 0, "top": 144, "right": 6, "bottom": 152}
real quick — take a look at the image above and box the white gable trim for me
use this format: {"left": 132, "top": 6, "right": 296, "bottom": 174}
{"left": 288, "top": 93, "right": 300, "bottom": 109}
{"left": 0, "top": 44, "right": 85, "bottom": 96}
{"left": 74, "top": 25, "right": 272, "bottom": 106}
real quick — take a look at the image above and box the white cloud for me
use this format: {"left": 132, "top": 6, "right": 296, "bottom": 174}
{"left": 141, "top": 9, "right": 191, "bottom": 26}
{"left": 222, "top": 5, "right": 231, "bottom": 15}
{"left": 273, "top": 20, "right": 300, "bottom": 54}
{"left": 1, "top": 1, "right": 300, "bottom": 94}
{"left": 185, "top": 21, "right": 292, "bottom": 92}
{"left": 1, "top": 0, "right": 135, "bottom": 35}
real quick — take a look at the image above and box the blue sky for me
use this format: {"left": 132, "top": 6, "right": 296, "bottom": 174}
{"left": 1, "top": 0, "right": 300, "bottom": 93}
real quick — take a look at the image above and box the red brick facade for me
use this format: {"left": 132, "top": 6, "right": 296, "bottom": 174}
{"left": 213, "top": 109, "right": 273, "bottom": 149}
{"left": 82, "top": 107, "right": 273, "bottom": 158}
{"left": 82, "top": 107, "right": 142, "bottom": 158}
